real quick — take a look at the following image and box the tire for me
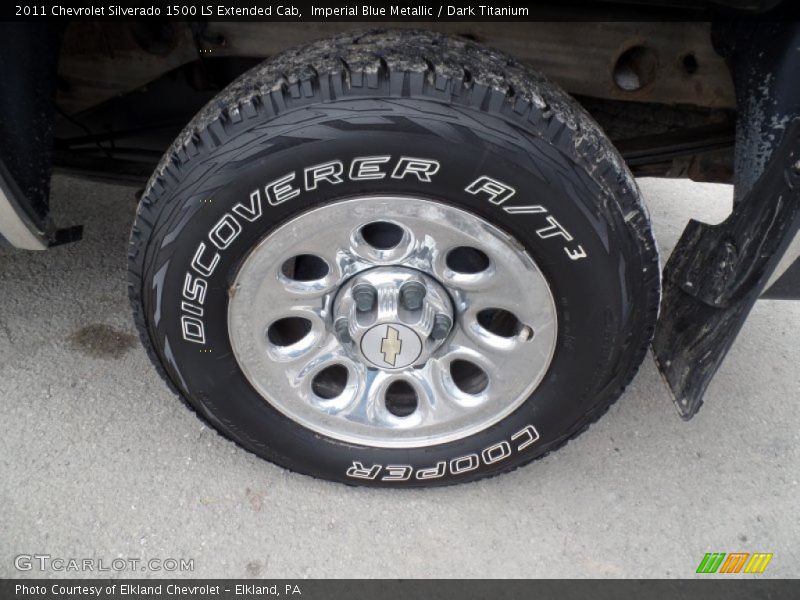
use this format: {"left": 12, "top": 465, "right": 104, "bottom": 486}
{"left": 128, "top": 29, "right": 660, "bottom": 487}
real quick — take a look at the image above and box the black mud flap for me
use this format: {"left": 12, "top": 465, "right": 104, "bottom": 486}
{"left": 652, "top": 120, "right": 800, "bottom": 419}
{"left": 652, "top": 17, "right": 800, "bottom": 419}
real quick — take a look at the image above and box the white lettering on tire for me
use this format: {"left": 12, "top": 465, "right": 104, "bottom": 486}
{"left": 465, "top": 175, "right": 516, "bottom": 205}
{"left": 178, "top": 160, "right": 586, "bottom": 346}
{"left": 304, "top": 160, "right": 344, "bottom": 190}
{"left": 511, "top": 424, "right": 540, "bottom": 451}
{"left": 346, "top": 462, "right": 381, "bottom": 480}
{"left": 347, "top": 425, "right": 541, "bottom": 482}
{"left": 450, "top": 454, "right": 480, "bottom": 475}
{"left": 465, "top": 175, "right": 588, "bottom": 261}
{"left": 209, "top": 214, "right": 242, "bottom": 250}
{"left": 349, "top": 156, "right": 390, "bottom": 180}
{"left": 391, "top": 157, "right": 440, "bottom": 182}
{"left": 265, "top": 173, "right": 301, "bottom": 206}
{"left": 415, "top": 461, "right": 447, "bottom": 480}
{"left": 381, "top": 465, "right": 413, "bottom": 482}
{"left": 481, "top": 440, "right": 512, "bottom": 465}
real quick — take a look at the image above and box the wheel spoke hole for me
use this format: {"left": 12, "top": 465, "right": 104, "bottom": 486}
{"left": 446, "top": 246, "right": 490, "bottom": 274}
{"left": 267, "top": 317, "right": 312, "bottom": 346}
{"left": 311, "top": 365, "right": 348, "bottom": 399}
{"left": 477, "top": 308, "right": 524, "bottom": 338}
{"left": 281, "top": 254, "right": 329, "bottom": 281}
{"left": 450, "top": 360, "right": 489, "bottom": 395}
{"left": 360, "top": 221, "right": 405, "bottom": 250}
{"left": 385, "top": 380, "right": 418, "bottom": 417}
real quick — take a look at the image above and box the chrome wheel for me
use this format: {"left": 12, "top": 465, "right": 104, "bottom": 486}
{"left": 228, "top": 196, "right": 557, "bottom": 448}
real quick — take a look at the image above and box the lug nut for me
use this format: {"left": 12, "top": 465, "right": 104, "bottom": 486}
{"left": 334, "top": 318, "right": 351, "bottom": 343}
{"left": 400, "top": 281, "right": 426, "bottom": 310}
{"left": 352, "top": 284, "right": 376, "bottom": 312}
{"left": 431, "top": 314, "right": 452, "bottom": 340}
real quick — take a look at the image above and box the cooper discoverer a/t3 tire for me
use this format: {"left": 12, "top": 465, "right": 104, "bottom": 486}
{"left": 128, "top": 30, "right": 660, "bottom": 487}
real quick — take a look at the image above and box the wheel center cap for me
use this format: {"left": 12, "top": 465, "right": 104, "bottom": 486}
{"left": 332, "top": 266, "right": 453, "bottom": 371}
{"left": 361, "top": 323, "right": 422, "bottom": 369}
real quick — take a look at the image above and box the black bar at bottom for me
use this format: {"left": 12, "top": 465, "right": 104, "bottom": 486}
{"left": 1, "top": 579, "right": 798, "bottom": 600}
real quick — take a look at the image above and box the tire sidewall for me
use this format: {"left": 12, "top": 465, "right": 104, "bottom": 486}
{"left": 141, "top": 103, "right": 640, "bottom": 486}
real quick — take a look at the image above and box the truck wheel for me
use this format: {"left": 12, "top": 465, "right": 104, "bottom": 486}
{"left": 128, "top": 30, "right": 660, "bottom": 487}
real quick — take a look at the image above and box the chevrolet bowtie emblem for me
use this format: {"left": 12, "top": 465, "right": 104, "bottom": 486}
{"left": 380, "top": 326, "right": 403, "bottom": 366}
